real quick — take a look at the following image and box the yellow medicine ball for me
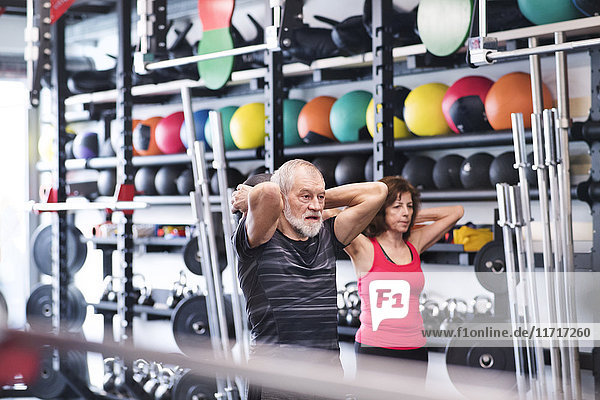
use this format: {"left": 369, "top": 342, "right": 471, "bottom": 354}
{"left": 403, "top": 83, "right": 452, "bottom": 136}
{"left": 230, "top": 102, "right": 266, "bottom": 149}
{"left": 365, "top": 99, "right": 411, "bottom": 139}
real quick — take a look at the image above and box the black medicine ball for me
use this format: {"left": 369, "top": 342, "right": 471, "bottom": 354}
{"left": 134, "top": 167, "right": 158, "bottom": 195}
{"left": 312, "top": 157, "right": 338, "bottom": 188}
{"left": 402, "top": 155, "right": 435, "bottom": 189}
{"left": 433, "top": 154, "right": 465, "bottom": 189}
{"left": 460, "top": 153, "right": 494, "bottom": 189}
{"left": 489, "top": 152, "right": 518, "bottom": 186}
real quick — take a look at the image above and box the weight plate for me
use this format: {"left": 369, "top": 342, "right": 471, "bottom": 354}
{"left": 29, "top": 346, "right": 88, "bottom": 399}
{"left": 26, "top": 284, "right": 87, "bottom": 332}
{"left": 172, "top": 370, "right": 218, "bottom": 400}
{"left": 183, "top": 237, "right": 227, "bottom": 276}
{"left": 31, "top": 225, "right": 88, "bottom": 276}
{"left": 171, "top": 295, "right": 235, "bottom": 356}
{"left": 445, "top": 325, "right": 518, "bottom": 399}
{"left": 473, "top": 241, "right": 516, "bottom": 294}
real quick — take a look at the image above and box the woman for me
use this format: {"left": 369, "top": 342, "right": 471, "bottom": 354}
{"left": 344, "top": 176, "right": 463, "bottom": 384}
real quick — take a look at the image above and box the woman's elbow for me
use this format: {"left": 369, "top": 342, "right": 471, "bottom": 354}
{"left": 455, "top": 205, "right": 465, "bottom": 220}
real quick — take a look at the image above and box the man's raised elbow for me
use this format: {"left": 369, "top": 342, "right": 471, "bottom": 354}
{"left": 250, "top": 182, "right": 283, "bottom": 210}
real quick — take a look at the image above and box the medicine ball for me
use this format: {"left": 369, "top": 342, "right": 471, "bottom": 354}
{"left": 155, "top": 111, "right": 186, "bottom": 154}
{"left": 98, "top": 139, "right": 116, "bottom": 157}
{"left": 404, "top": 83, "right": 452, "bottom": 136}
{"left": 518, "top": 0, "right": 582, "bottom": 25}
{"left": 330, "top": 90, "right": 372, "bottom": 142}
{"left": 366, "top": 86, "right": 411, "bottom": 139}
{"left": 484, "top": 72, "right": 553, "bottom": 131}
{"left": 402, "top": 155, "right": 436, "bottom": 189}
{"left": 335, "top": 155, "right": 369, "bottom": 185}
{"left": 180, "top": 109, "right": 210, "bottom": 149}
{"left": 283, "top": 99, "right": 307, "bottom": 147}
{"left": 97, "top": 169, "right": 116, "bottom": 196}
{"left": 312, "top": 157, "right": 338, "bottom": 188}
{"left": 155, "top": 166, "right": 183, "bottom": 195}
{"left": 297, "top": 96, "right": 338, "bottom": 144}
{"left": 111, "top": 119, "right": 141, "bottom": 156}
{"left": 572, "top": 0, "right": 600, "bottom": 16}
{"left": 204, "top": 106, "right": 238, "bottom": 151}
{"left": 433, "top": 154, "right": 465, "bottom": 189}
{"left": 133, "top": 117, "right": 163, "bottom": 156}
{"left": 230, "top": 103, "right": 266, "bottom": 149}
{"left": 134, "top": 167, "right": 159, "bottom": 195}
{"left": 442, "top": 76, "right": 495, "bottom": 134}
{"left": 489, "top": 152, "right": 519, "bottom": 185}
{"left": 364, "top": 154, "right": 407, "bottom": 182}
{"left": 209, "top": 168, "right": 246, "bottom": 195}
{"left": 526, "top": 151, "right": 539, "bottom": 187}
{"left": 176, "top": 169, "right": 195, "bottom": 195}
{"left": 73, "top": 132, "right": 99, "bottom": 159}
{"left": 460, "top": 153, "right": 494, "bottom": 189}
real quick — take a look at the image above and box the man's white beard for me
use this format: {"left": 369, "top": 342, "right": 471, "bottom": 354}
{"left": 283, "top": 201, "right": 323, "bottom": 238}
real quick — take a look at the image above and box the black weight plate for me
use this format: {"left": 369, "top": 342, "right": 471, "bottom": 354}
{"left": 26, "top": 284, "right": 87, "bottom": 332}
{"left": 183, "top": 237, "right": 228, "bottom": 276}
{"left": 31, "top": 225, "right": 88, "bottom": 276}
{"left": 172, "top": 370, "right": 218, "bottom": 400}
{"left": 171, "top": 295, "right": 235, "bottom": 356}
{"left": 183, "top": 238, "right": 203, "bottom": 275}
{"left": 446, "top": 333, "right": 517, "bottom": 399}
{"left": 473, "top": 241, "right": 516, "bottom": 294}
{"left": 29, "top": 346, "right": 88, "bottom": 399}
{"left": 0, "top": 290, "right": 7, "bottom": 328}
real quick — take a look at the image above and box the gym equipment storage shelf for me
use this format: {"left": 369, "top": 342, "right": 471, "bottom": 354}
{"left": 92, "top": 301, "right": 173, "bottom": 320}
{"left": 62, "top": 16, "right": 600, "bottom": 108}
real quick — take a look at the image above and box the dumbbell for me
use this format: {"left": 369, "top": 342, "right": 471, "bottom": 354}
{"left": 420, "top": 300, "right": 442, "bottom": 331}
{"left": 143, "top": 362, "right": 163, "bottom": 397}
{"left": 132, "top": 359, "right": 151, "bottom": 388}
{"left": 131, "top": 275, "right": 155, "bottom": 307}
{"left": 471, "top": 295, "right": 494, "bottom": 320}
{"left": 439, "top": 298, "right": 468, "bottom": 331}
{"left": 337, "top": 290, "right": 348, "bottom": 326}
{"left": 344, "top": 282, "right": 361, "bottom": 327}
{"left": 154, "top": 366, "right": 176, "bottom": 400}
{"left": 166, "top": 271, "right": 196, "bottom": 308}
{"left": 102, "top": 358, "right": 117, "bottom": 394}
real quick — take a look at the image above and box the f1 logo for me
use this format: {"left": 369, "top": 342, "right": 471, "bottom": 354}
{"left": 369, "top": 280, "right": 410, "bottom": 331}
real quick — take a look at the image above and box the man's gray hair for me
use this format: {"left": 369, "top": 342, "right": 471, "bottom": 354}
{"left": 271, "top": 159, "right": 324, "bottom": 195}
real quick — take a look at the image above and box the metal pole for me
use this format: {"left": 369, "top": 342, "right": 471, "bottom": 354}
{"left": 181, "top": 87, "right": 229, "bottom": 398}
{"left": 511, "top": 112, "right": 542, "bottom": 398}
{"left": 496, "top": 183, "right": 528, "bottom": 399}
{"left": 486, "top": 37, "right": 600, "bottom": 62}
{"left": 554, "top": 32, "right": 582, "bottom": 400}
{"left": 508, "top": 183, "right": 538, "bottom": 398}
{"left": 526, "top": 37, "right": 549, "bottom": 398}
{"left": 209, "top": 111, "right": 250, "bottom": 360}
{"left": 538, "top": 109, "right": 565, "bottom": 400}
{"left": 478, "top": 0, "right": 487, "bottom": 38}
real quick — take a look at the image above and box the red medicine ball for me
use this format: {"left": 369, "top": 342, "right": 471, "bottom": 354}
{"left": 155, "top": 111, "right": 186, "bottom": 154}
{"left": 442, "top": 76, "right": 495, "bottom": 134}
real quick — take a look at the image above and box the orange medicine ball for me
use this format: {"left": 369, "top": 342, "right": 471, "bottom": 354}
{"left": 297, "top": 96, "right": 338, "bottom": 144}
{"left": 133, "top": 117, "right": 164, "bottom": 156}
{"left": 484, "top": 72, "right": 553, "bottom": 130}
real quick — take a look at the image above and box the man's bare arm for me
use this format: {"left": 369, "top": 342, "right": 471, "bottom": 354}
{"left": 240, "top": 182, "right": 283, "bottom": 248}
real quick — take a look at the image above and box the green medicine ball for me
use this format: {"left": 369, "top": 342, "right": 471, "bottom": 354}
{"left": 283, "top": 99, "right": 306, "bottom": 147}
{"left": 330, "top": 90, "right": 373, "bottom": 142}
{"left": 204, "top": 106, "right": 239, "bottom": 151}
{"left": 518, "top": 0, "right": 582, "bottom": 25}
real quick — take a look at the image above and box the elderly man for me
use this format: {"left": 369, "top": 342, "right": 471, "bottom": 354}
{"left": 231, "top": 159, "right": 387, "bottom": 399}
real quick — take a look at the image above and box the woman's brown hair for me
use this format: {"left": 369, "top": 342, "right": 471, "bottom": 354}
{"left": 364, "top": 176, "right": 421, "bottom": 239}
